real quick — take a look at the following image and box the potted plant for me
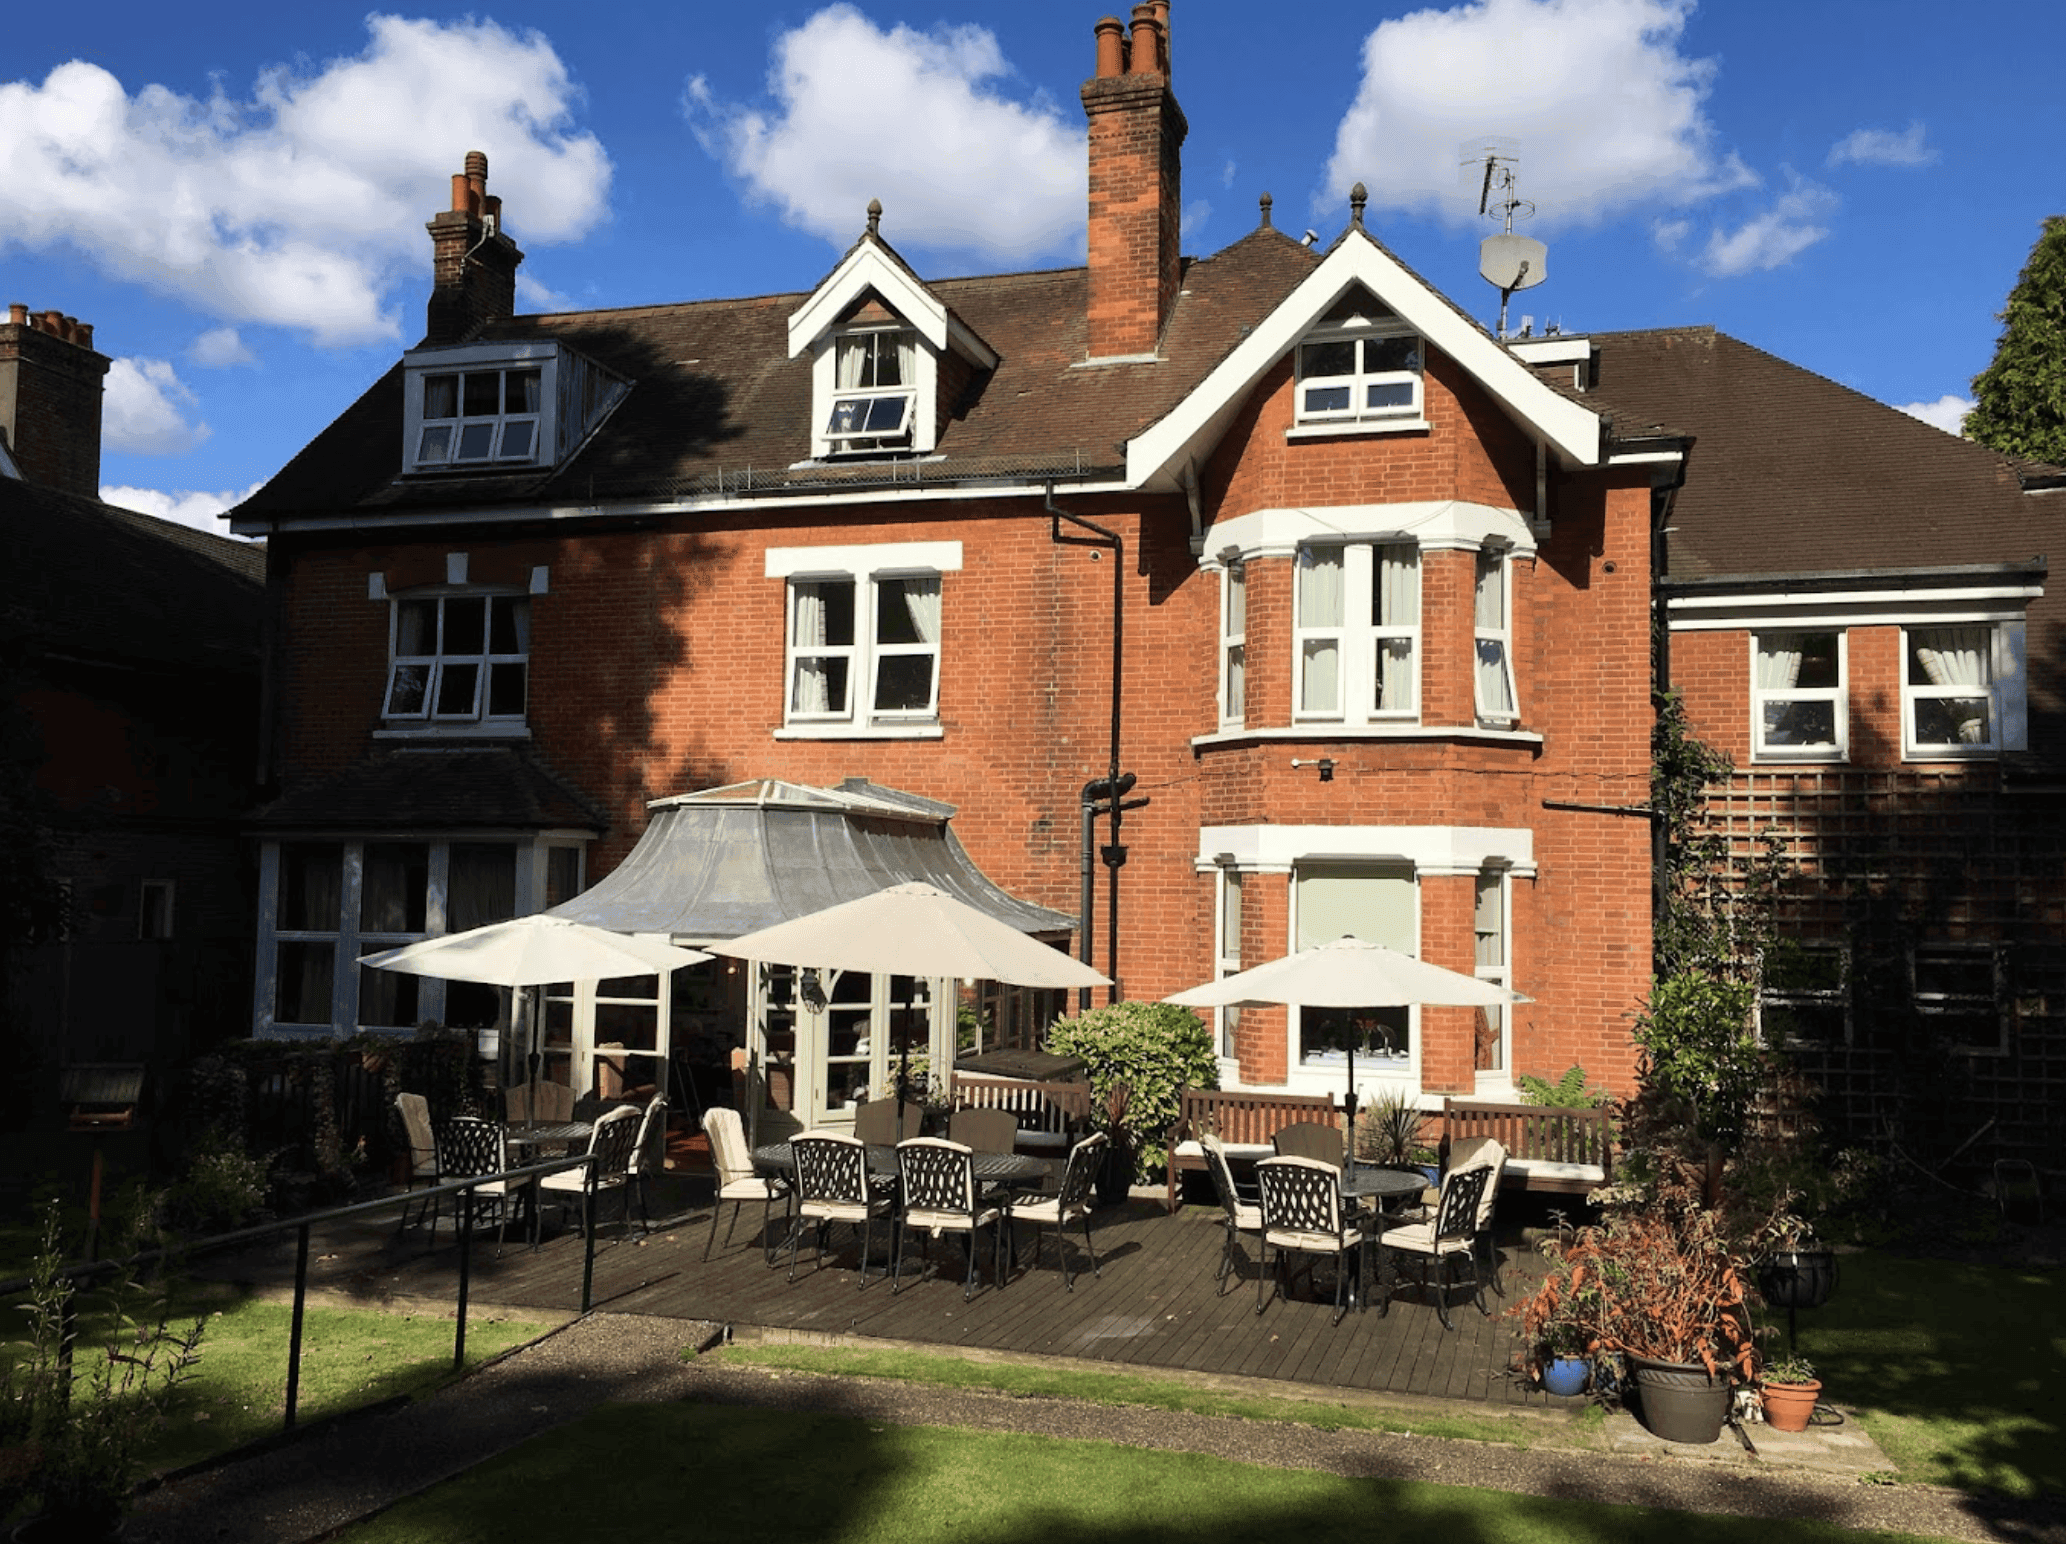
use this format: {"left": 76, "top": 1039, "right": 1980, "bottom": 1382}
{"left": 1093, "top": 1080, "right": 1135, "bottom": 1208}
{"left": 1355, "top": 1088, "right": 1428, "bottom": 1172}
{"left": 1758, "top": 1353, "right": 1822, "bottom": 1432}
{"left": 1756, "top": 1213, "right": 1838, "bottom": 1312}
{"left": 1537, "top": 1319, "right": 1591, "bottom": 1397}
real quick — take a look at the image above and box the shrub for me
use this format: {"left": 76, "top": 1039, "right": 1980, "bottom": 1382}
{"left": 1045, "top": 1002, "right": 1216, "bottom": 1181}
{"left": 1516, "top": 1065, "right": 1612, "bottom": 1108}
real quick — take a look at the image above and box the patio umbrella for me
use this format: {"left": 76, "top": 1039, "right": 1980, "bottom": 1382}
{"left": 1164, "top": 935, "right": 1529, "bottom": 1155}
{"left": 708, "top": 882, "right": 1109, "bottom": 1106}
{"left": 361, "top": 915, "right": 711, "bottom": 1108}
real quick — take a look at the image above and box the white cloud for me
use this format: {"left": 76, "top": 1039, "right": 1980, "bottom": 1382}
{"left": 1897, "top": 394, "right": 1972, "bottom": 435}
{"left": 102, "top": 357, "right": 210, "bottom": 455}
{"left": 190, "top": 327, "right": 254, "bottom": 367}
{"left": 688, "top": 5, "right": 1084, "bottom": 260}
{"left": 100, "top": 479, "right": 265, "bottom": 539}
{"left": 0, "top": 18, "right": 610, "bottom": 347}
{"left": 1828, "top": 122, "right": 1935, "bottom": 169}
{"left": 1651, "top": 217, "right": 1691, "bottom": 253}
{"left": 1323, "top": 0, "right": 1755, "bottom": 228}
{"left": 1182, "top": 200, "right": 1213, "bottom": 244}
{"left": 1695, "top": 174, "right": 1839, "bottom": 276}
{"left": 516, "top": 272, "right": 575, "bottom": 313}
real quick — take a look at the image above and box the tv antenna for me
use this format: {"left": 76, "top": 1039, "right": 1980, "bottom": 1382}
{"left": 1460, "top": 139, "right": 1546, "bottom": 339}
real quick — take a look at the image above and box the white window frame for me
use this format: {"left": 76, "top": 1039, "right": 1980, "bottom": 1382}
{"left": 1911, "top": 942, "right": 2007, "bottom": 1056}
{"left": 138, "top": 879, "right": 175, "bottom": 941}
{"left": 1759, "top": 943, "right": 1851, "bottom": 1047}
{"left": 1290, "top": 861, "right": 1419, "bottom": 1089}
{"left": 822, "top": 327, "right": 918, "bottom": 454}
{"left": 783, "top": 571, "right": 941, "bottom": 731}
{"left": 1751, "top": 629, "right": 1847, "bottom": 763}
{"left": 403, "top": 342, "right": 561, "bottom": 472}
{"left": 1214, "top": 865, "right": 1243, "bottom": 1061}
{"left": 382, "top": 590, "right": 530, "bottom": 728}
{"left": 1293, "top": 322, "right": 1424, "bottom": 427}
{"left": 1472, "top": 866, "right": 1509, "bottom": 1082}
{"left": 1902, "top": 624, "right": 2007, "bottom": 760}
{"left": 1473, "top": 547, "right": 1517, "bottom": 726}
{"left": 1293, "top": 540, "right": 1420, "bottom": 725}
{"left": 1220, "top": 562, "right": 1246, "bottom": 727}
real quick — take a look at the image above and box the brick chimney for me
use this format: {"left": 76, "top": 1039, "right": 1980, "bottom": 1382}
{"left": 0, "top": 305, "right": 112, "bottom": 498}
{"left": 425, "top": 150, "right": 525, "bottom": 344}
{"left": 1081, "top": 4, "right": 1187, "bottom": 359}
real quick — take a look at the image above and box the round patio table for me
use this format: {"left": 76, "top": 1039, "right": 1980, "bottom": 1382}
{"left": 1339, "top": 1163, "right": 1428, "bottom": 1312}
{"left": 751, "top": 1141, "right": 1049, "bottom": 1190}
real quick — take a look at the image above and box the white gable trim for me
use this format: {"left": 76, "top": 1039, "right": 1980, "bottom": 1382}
{"left": 1126, "top": 233, "right": 1602, "bottom": 487}
{"left": 786, "top": 242, "right": 996, "bottom": 368}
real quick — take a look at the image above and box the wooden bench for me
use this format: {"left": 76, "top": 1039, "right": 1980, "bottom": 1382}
{"left": 1440, "top": 1099, "right": 1613, "bottom": 1195}
{"left": 950, "top": 1072, "right": 1092, "bottom": 1158}
{"left": 1163, "top": 1088, "right": 1342, "bottom": 1213}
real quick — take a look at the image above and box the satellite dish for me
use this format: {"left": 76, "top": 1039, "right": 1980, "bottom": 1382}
{"left": 1480, "top": 233, "right": 1547, "bottom": 292}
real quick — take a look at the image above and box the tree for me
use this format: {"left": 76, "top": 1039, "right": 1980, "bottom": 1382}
{"left": 1966, "top": 215, "right": 2066, "bottom": 465}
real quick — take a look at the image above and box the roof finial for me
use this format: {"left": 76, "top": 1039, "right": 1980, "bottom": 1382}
{"left": 1349, "top": 183, "right": 1367, "bottom": 230}
{"left": 866, "top": 198, "right": 882, "bottom": 238}
{"left": 1258, "top": 192, "right": 1273, "bottom": 230}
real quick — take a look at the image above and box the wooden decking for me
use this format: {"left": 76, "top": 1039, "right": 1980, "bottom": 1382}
{"left": 193, "top": 1190, "right": 1565, "bottom": 1409}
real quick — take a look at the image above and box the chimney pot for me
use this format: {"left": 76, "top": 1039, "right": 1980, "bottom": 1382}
{"left": 1151, "top": 0, "right": 1171, "bottom": 74}
{"left": 1128, "top": 4, "right": 1161, "bottom": 75}
{"left": 1093, "top": 15, "right": 1126, "bottom": 77}
{"left": 451, "top": 173, "right": 472, "bottom": 213}
{"left": 43, "top": 311, "right": 63, "bottom": 336}
{"left": 464, "top": 149, "right": 488, "bottom": 181}
{"left": 7, "top": 304, "right": 25, "bottom": 326}
{"left": 77, "top": 322, "right": 93, "bottom": 349}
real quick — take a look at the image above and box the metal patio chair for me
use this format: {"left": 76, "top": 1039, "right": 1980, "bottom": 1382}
{"left": 1255, "top": 1155, "right": 1360, "bottom": 1326}
{"left": 1377, "top": 1161, "right": 1494, "bottom": 1330}
{"left": 1203, "top": 1131, "right": 1263, "bottom": 1295}
{"left": 894, "top": 1138, "right": 1008, "bottom": 1300}
{"left": 789, "top": 1130, "right": 893, "bottom": 1286}
{"left": 1009, "top": 1130, "right": 1106, "bottom": 1290}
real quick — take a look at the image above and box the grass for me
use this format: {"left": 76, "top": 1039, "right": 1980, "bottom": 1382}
{"left": 1, "top": 1282, "right": 551, "bottom": 1477}
{"left": 339, "top": 1402, "right": 1965, "bottom": 1544}
{"left": 1790, "top": 1248, "right": 2064, "bottom": 1498}
{"left": 712, "top": 1343, "right": 1559, "bottom": 1448}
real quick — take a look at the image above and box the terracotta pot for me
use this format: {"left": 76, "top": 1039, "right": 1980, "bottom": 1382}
{"left": 1760, "top": 1378, "right": 1823, "bottom": 1432}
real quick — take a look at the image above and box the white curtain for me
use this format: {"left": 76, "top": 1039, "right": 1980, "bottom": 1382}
{"left": 903, "top": 578, "right": 940, "bottom": 643}
{"left": 1298, "top": 546, "right": 1343, "bottom": 713}
{"left": 1475, "top": 552, "right": 1514, "bottom": 718}
{"left": 791, "top": 582, "right": 830, "bottom": 713}
{"left": 1223, "top": 566, "right": 1245, "bottom": 720}
{"left": 835, "top": 338, "right": 866, "bottom": 389}
{"left": 1756, "top": 636, "right": 1805, "bottom": 690}
{"left": 1914, "top": 627, "right": 1989, "bottom": 688}
{"left": 1377, "top": 544, "right": 1418, "bottom": 710}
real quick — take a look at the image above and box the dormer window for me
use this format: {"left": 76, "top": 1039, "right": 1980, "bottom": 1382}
{"left": 402, "top": 339, "right": 627, "bottom": 475}
{"left": 826, "top": 329, "right": 916, "bottom": 452}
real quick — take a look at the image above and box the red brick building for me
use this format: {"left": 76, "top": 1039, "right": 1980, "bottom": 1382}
{"left": 231, "top": 7, "right": 2063, "bottom": 1163}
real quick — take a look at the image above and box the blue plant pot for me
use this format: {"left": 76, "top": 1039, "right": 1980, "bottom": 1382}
{"left": 1542, "top": 1356, "right": 1589, "bottom": 1397}
{"left": 1416, "top": 1164, "right": 1440, "bottom": 1188}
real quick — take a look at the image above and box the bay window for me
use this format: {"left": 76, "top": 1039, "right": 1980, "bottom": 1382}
{"left": 1474, "top": 548, "right": 1516, "bottom": 724}
{"left": 1221, "top": 562, "right": 1246, "bottom": 726}
{"left": 1473, "top": 868, "right": 1508, "bottom": 1075}
{"left": 1295, "top": 862, "right": 1415, "bottom": 1069}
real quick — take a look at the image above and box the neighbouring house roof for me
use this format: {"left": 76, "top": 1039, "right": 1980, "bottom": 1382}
{"left": 546, "top": 776, "right": 1075, "bottom": 942}
{"left": 249, "top": 746, "right": 608, "bottom": 833}
{"left": 0, "top": 476, "right": 263, "bottom": 672}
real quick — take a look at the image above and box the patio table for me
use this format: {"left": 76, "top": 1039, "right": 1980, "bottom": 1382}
{"left": 506, "top": 1120, "right": 593, "bottom": 1152}
{"left": 751, "top": 1141, "right": 1048, "bottom": 1191}
{"left": 1340, "top": 1163, "right": 1426, "bottom": 1312}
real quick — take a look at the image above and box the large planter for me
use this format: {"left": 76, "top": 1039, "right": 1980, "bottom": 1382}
{"left": 1759, "top": 1247, "right": 1837, "bottom": 1310}
{"left": 1096, "top": 1137, "right": 1135, "bottom": 1208}
{"left": 1626, "top": 1354, "right": 1732, "bottom": 1444}
{"left": 1760, "top": 1378, "right": 1823, "bottom": 1433}
{"left": 1541, "top": 1356, "right": 1589, "bottom": 1397}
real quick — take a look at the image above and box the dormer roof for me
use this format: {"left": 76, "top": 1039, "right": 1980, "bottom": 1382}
{"left": 786, "top": 225, "right": 997, "bottom": 370}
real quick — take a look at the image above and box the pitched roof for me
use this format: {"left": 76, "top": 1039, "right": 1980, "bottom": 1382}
{"left": 236, "top": 224, "right": 1324, "bottom": 523}
{"left": 1581, "top": 328, "right": 2045, "bottom": 580}
{"left": 0, "top": 477, "right": 263, "bottom": 672}
{"left": 250, "top": 746, "right": 607, "bottom": 832}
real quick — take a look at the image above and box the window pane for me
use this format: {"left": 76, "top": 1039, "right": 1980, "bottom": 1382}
{"left": 545, "top": 847, "right": 583, "bottom": 908}
{"left": 423, "top": 374, "right": 458, "bottom": 419}
{"left": 446, "top": 981, "right": 504, "bottom": 1030}
{"left": 1301, "top": 1004, "right": 1410, "bottom": 1064}
{"left": 876, "top": 578, "right": 936, "bottom": 645}
{"left": 498, "top": 419, "right": 536, "bottom": 459}
{"left": 812, "top": 581, "right": 855, "bottom": 646}
{"left": 1225, "top": 643, "right": 1245, "bottom": 719}
{"left": 1916, "top": 951, "right": 1993, "bottom": 999}
{"left": 395, "top": 598, "right": 438, "bottom": 656}
{"left": 827, "top": 399, "right": 867, "bottom": 434}
{"left": 416, "top": 425, "right": 453, "bottom": 464}
{"left": 874, "top": 654, "right": 934, "bottom": 712}
{"left": 1300, "top": 340, "right": 1355, "bottom": 376}
{"left": 456, "top": 422, "right": 496, "bottom": 460}
{"left": 279, "top": 844, "right": 342, "bottom": 931}
{"left": 1909, "top": 626, "right": 1991, "bottom": 686}
{"left": 358, "top": 965, "right": 419, "bottom": 1029}
{"left": 1300, "top": 639, "right": 1340, "bottom": 712}
{"left": 1764, "top": 700, "right": 1835, "bottom": 745}
{"left": 462, "top": 372, "right": 501, "bottom": 416}
{"left": 385, "top": 662, "right": 429, "bottom": 717}
{"left": 448, "top": 843, "right": 516, "bottom": 932}
{"left": 362, "top": 842, "right": 429, "bottom": 932}
{"left": 861, "top": 396, "right": 907, "bottom": 433}
{"left": 488, "top": 596, "right": 528, "bottom": 654}
{"left": 444, "top": 597, "right": 486, "bottom": 653}
{"left": 1298, "top": 545, "right": 1344, "bottom": 627}
{"left": 1226, "top": 565, "right": 1245, "bottom": 634}
{"left": 276, "top": 942, "right": 335, "bottom": 1025}
{"left": 505, "top": 368, "right": 541, "bottom": 414}
{"left": 1365, "top": 380, "right": 1415, "bottom": 410}
{"left": 1302, "top": 384, "right": 1351, "bottom": 413}
{"left": 1795, "top": 633, "right": 1840, "bottom": 689}
{"left": 434, "top": 662, "right": 481, "bottom": 716}
{"left": 486, "top": 661, "right": 527, "bottom": 717}
{"left": 1364, "top": 335, "right": 1420, "bottom": 373}
{"left": 1915, "top": 697, "right": 1992, "bottom": 746}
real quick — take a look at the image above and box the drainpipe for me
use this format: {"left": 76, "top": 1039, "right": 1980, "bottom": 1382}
{"left": 1650, "top": 445, "right": 1691, "bottom": 936}
{"left": 1048, "top": 485, "right": 1128, "bottom": 1005}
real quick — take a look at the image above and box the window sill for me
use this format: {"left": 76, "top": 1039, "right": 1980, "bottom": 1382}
{"left": 1285, "top": 419, "right": 1430, "bottom": 440}
{"left": 1193, "top": 724, "right": 1544, "bottom": 750}
{"left": 774, "top": 723, "right": 945, "bottom": 741}
{"left": 1903, "top": 749, "right": 1999, "bottom": 763}
{"left": 1750, "top": 750, "right": 1847, "bottom": 766}
{"left": 374, "top": 725, "right": 532, "bottom": 741}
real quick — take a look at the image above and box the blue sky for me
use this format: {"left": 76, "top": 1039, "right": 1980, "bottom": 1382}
{"left": 3, "top": 0, "right": 2055, "bottom": 536}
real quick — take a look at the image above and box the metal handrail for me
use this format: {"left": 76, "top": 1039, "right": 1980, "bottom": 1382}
{"left": 2, "top": 1146, "right": 621, "bottom": 1434}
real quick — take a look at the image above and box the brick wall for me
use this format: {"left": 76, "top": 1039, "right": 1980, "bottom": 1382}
{"left": 0, "top": 309, "right": 109, "bottom": 497}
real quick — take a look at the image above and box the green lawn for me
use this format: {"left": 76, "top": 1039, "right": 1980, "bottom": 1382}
{"left": 1791, "top": 1249, "right": 2064, "bottom": 1498}
{"left": 339, "top": 1402, "right": 1961, "bottom": 1544}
